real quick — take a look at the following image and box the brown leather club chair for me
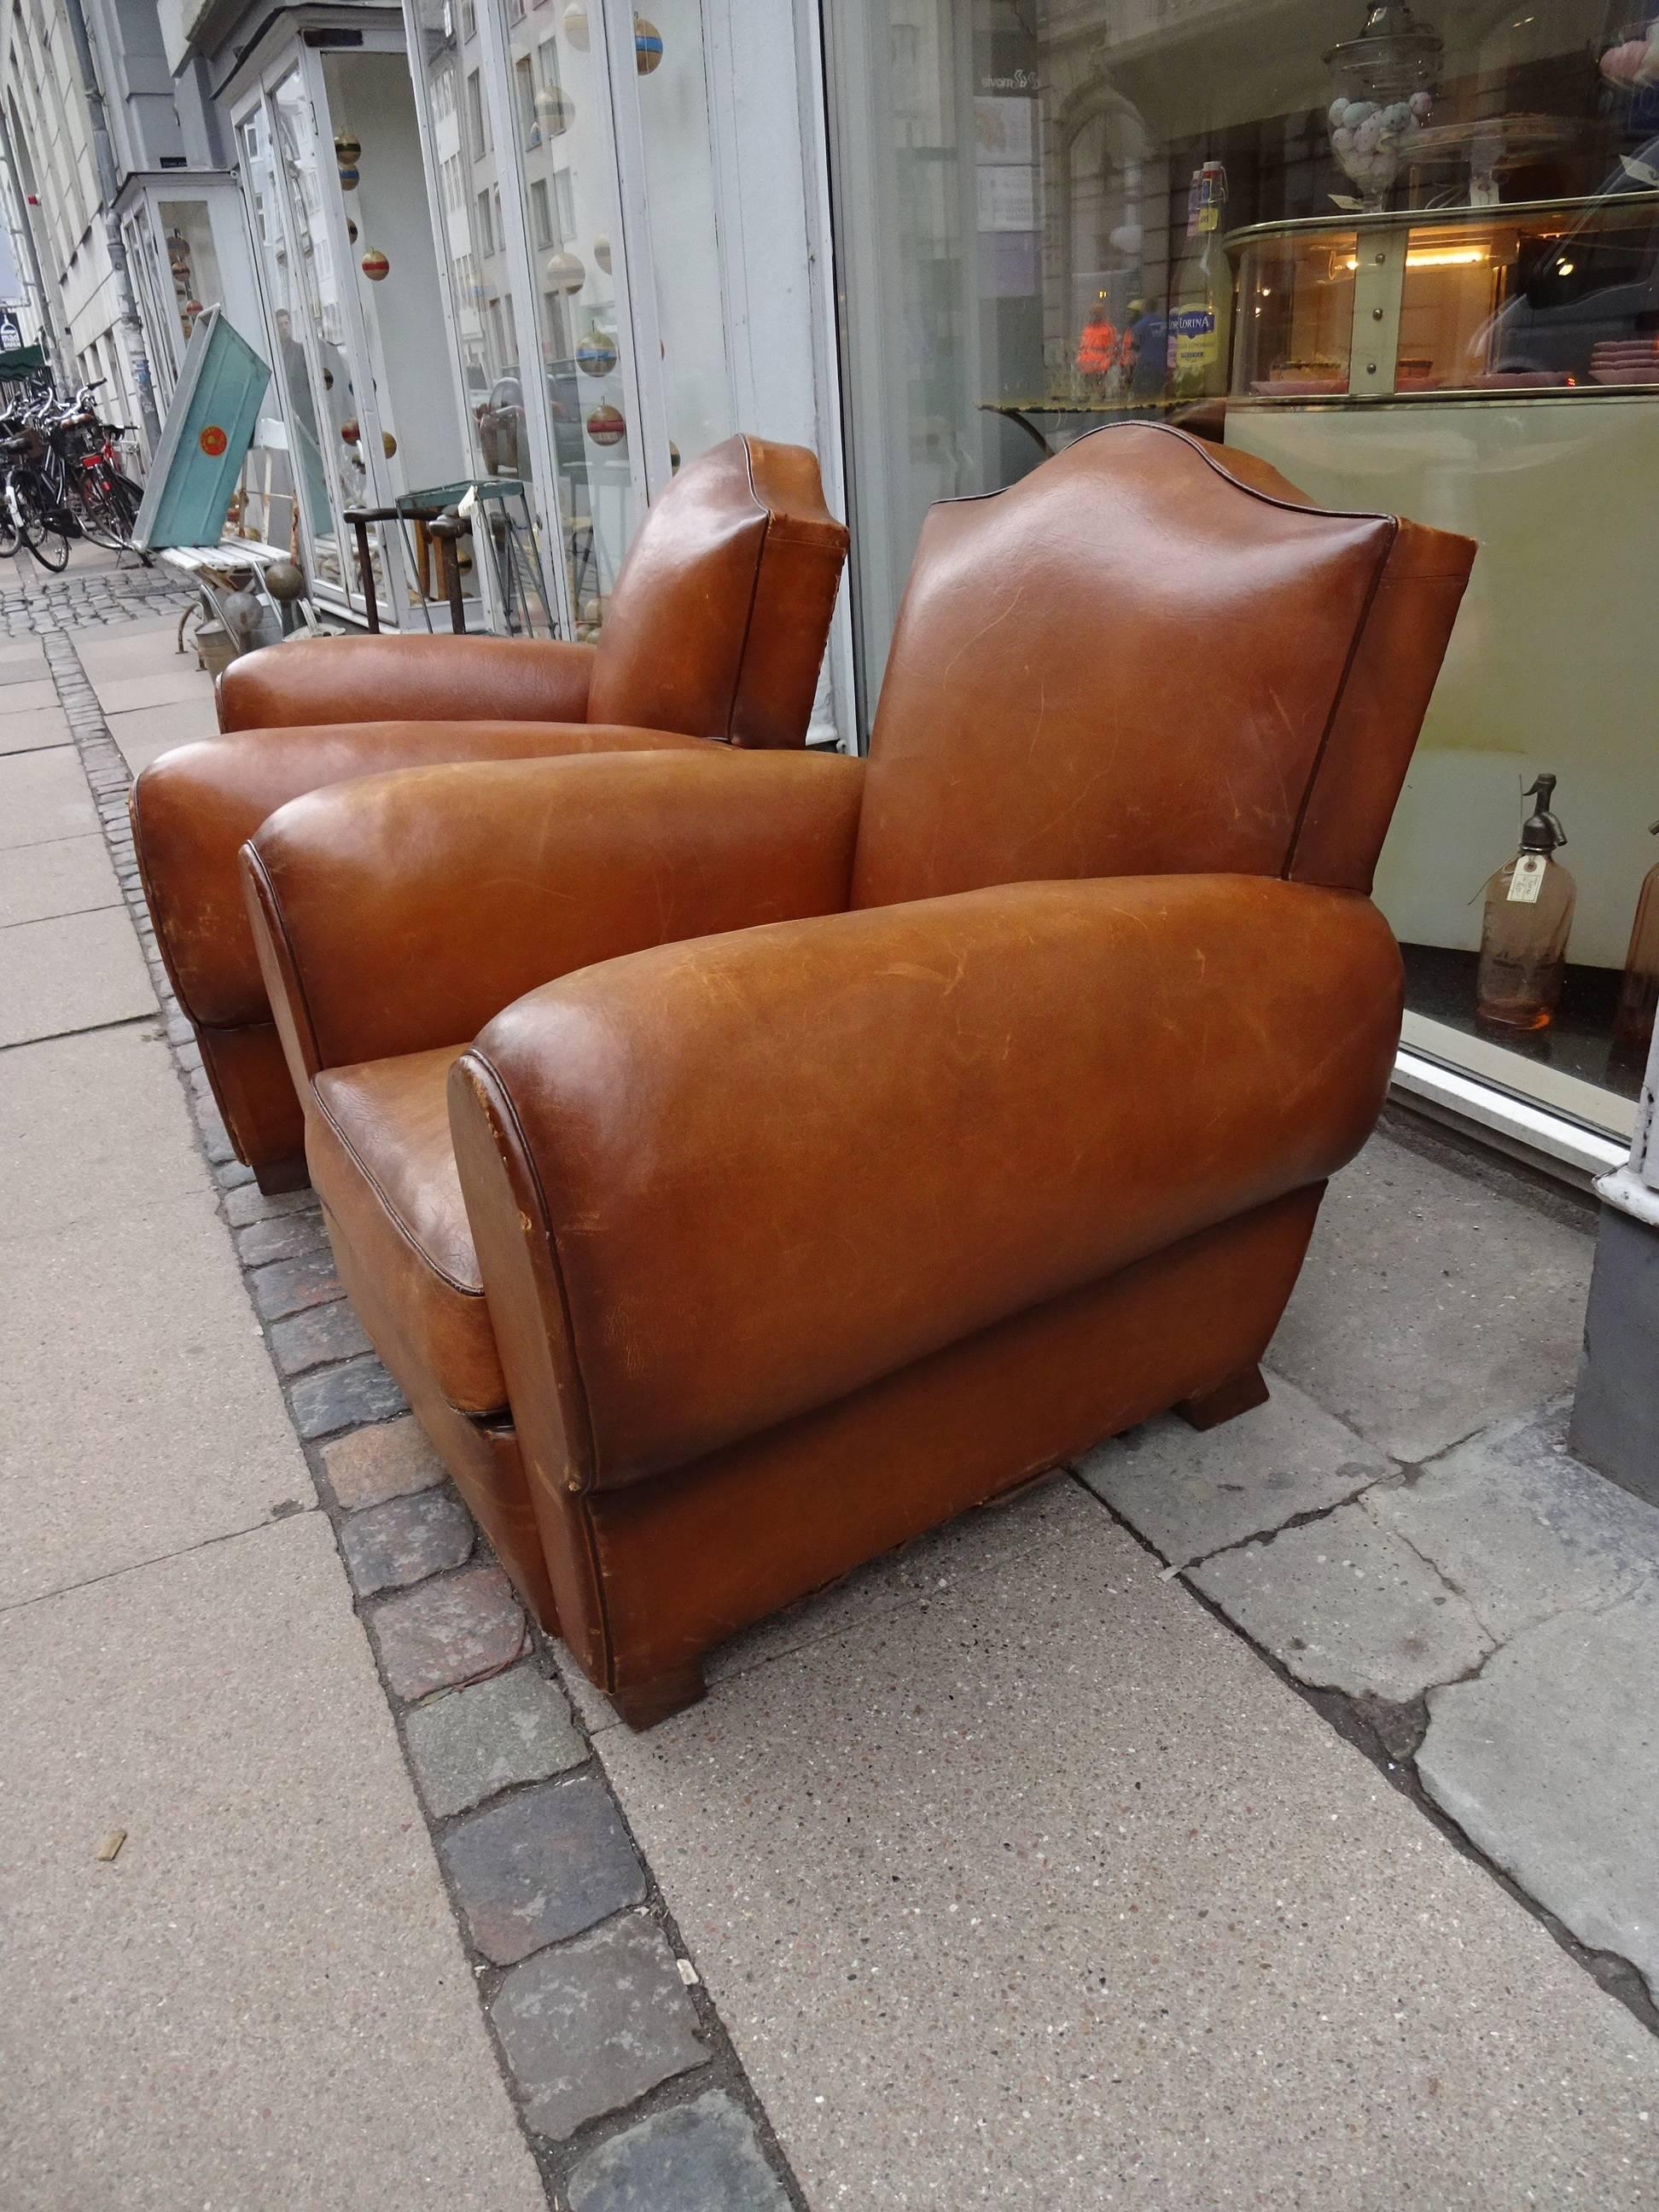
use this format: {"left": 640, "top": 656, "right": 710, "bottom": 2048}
{"left": 131, "top": 434, "right": 847, "bottom": 1191}
{"left": 242, "top": 424, "right": 1475, "bottom": 1726}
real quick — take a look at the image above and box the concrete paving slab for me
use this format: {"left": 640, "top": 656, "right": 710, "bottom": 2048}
{"left": 1076, "top": 1374, "right": 1389, "bottom": 1565}
{"left": 596, "top": 1491, "right": 1659, "bottom": 2209}
{"left": 90, "top": 667, "right": 212, "bottom": 713}
{"left": 0, "top": 694, "right": 67, "bottom": 748}
{"left": 0, "top": 637, "right": 47, "bottom": 672}
{"left": 0, "top": 745, "right": 98, "bottom": 848}
{"left": 556, "top": 1473, "right": 1077, "bottom": 1736}
{"left": 74, "top": 621, "right": 198, "bottom": 672}
{"left": 1272, "top": 1130, "right": 1594, "bottom": 1464}
{"left": 1420, "top": 1596, "right": 1659, "bottom": 2002}
{"left": 0, "top": 1511, "right": 547, "bottom": 2212}
{"left": 107, "top": 692, "right": 218, "bottom": 771}
{"left": 0, "top": 903, "right": 155, "bottom": 1045}
{"left": 1190, "top": 1502, "right": 1493, "bottom": 1702}
{"left": 0, "top": 1023, "right": 207, "bottom": 1239}
{"left": 0, "top": 831, "right": 119, "bottom": 926}
{"left": 1369, "top": 1403, "right": 1659, "bottom": 1641}
{"left": 0, "top": 1189, "right": 306, "bottom": 1605}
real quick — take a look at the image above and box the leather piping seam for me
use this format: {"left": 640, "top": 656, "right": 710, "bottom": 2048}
{"left": 934, "top": 418, "right": 1399, "bottom": 529}
{"left": 1280, "top": 518, "right": 1399, "bottom": 882}
{"left": 463, "top": 1050, "right": 614, "bottom": 1669}
{"left": 726, "top": 435, "right": 776, "bottom": 744}
{"left": 242, "top": 843, "right": 325, "bottom": 1078}
{"left": 308, "top": 1069, "right": 490, "bottom": 1305}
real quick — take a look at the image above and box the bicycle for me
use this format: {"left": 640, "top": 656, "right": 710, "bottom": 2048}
{"left": 0, "top": 422, "right": 73, "bottom": 571}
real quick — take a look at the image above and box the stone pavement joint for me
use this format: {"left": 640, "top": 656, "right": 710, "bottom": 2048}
{"left": 1092, "top": 1380, "right": 1659, "bottom": 2034}
{"left": 40, "top": 608, "right": 813, "bottom": 2210}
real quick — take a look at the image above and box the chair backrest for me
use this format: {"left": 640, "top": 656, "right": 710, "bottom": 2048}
{"left": 850, "top": 423, "right": 1476, "bottom": 909}
{"left": 586, "top": 433, "right": 848, "bottom": 748}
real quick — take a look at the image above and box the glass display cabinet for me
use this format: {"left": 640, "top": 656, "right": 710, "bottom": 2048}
{"left": 1231, "top": 192, "right": 1659, "bottom": 402}
{"left": 1225, "top": 186, "right": 1659, "bottom": 1140}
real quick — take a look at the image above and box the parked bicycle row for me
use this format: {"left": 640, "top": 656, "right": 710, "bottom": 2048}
{"left": 0, "top": 375, "right": 145, "bottom": 572}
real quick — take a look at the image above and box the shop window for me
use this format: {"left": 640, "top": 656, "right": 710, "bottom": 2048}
{"left": 829, "top": 0, "right": 1659, "bottom": 1144}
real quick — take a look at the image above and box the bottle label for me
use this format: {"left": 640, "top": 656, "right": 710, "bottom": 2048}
{"left": 1508, "top": 853, "right": 1547, "bottom": 905}
{"left": 1169, "top": 306, "right": 1217, "bottom": 371}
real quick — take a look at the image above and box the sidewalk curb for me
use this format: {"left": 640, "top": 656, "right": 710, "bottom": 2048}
{"left": 43, "top": 617, "right": 815, "bottom": 2212}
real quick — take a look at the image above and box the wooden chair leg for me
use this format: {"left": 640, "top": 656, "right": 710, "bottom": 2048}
{"left": 253, "top": 1153, "right": 311, "bottom": 1197}
{"left": 610, "top": 1660, "right": 707, "bottom": 1732}
{"left": 1177, "top": 1365, "right": 1270, "bottom": 1433}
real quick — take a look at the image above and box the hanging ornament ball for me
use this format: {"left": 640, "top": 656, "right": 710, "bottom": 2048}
{"left": 575, "top": 327, "right": 618, "bottom": 378}
{"left": 545, "top": 248, "right": 586, "bottom": 294}
{"left": 341, "top": 418, "right": 360, "bottom": 445}
{"left": 361, "top": 247, "right": 391, "bottom": 282}
{"left": 586, "top": 402, "right": 626, "bottom": 447}
{"left": 634, "top": 15, "right": 663, "bottom": 72}
{"left": 183, "top": 300, "right": 203, "bottom": 319}
{"left": 381, "top": 429, "right": 398, "bottom": 457}
{"left": 265, "top": 558, "right": 306, "bottom": 602}
{"left": 337, "top": 162, "right": 360, "bottom": 191}
{"left": 334, "top": 132, "right": 361, "bottom": 165}
{"left": 580, "top": 595, "right": 602, "bottom": 627}
{"left": 535, "top": 84, "right": 574, "bottom": 134}
{"left": 593, "top": 232, "right": 612, "bottom": 274}
{"left": 347, "top": 217, "right": 358, "bottom": 244}
{"left": 562, "top": 3, "right": 589, "bottom": 49}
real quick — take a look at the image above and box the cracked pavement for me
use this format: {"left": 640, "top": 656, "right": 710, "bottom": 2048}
{"left": 1080, "top": 1121, "right": 1659, "bottom": 2018}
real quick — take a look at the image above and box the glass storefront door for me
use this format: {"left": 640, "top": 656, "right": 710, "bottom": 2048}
{"left": 825, "top": 0, "right": 1657, "bottom": 1153}
{"left": 402, "top": 0, "right": 748, "bottom": 636}
{"left": 233, "top": 31, "right": 474, "bottom": 626}
{"left": 237, "top": 99, "right": 350, "bottom": 592}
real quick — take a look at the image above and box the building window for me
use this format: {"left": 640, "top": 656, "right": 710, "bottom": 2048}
{"left": 530, "top": 177, "right": 552, "bottom": 250}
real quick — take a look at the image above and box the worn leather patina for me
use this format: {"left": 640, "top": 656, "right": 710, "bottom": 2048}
{"left": 131, "top": 433, "right": 848, "bottom": 1188}
{"left": 242, "top": 424, "right": 1476, "bottom": 1726}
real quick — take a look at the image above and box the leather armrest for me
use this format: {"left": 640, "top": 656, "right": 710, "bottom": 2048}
{"left": 451, "top": 876, "right": 1401, "bottom": 1490}
{"left": 242, "top": 748, "right": 866, "bottom": 1077}
{"left": 133, "top": 718, "right": 706, "bottom": 1029}
{"left": 217, "top": 634, "right": 598, "bottom": 732}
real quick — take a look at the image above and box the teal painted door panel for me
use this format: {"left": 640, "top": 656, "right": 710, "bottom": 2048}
{"left": 133, "top": 309, "right": 271, "bottom": 552}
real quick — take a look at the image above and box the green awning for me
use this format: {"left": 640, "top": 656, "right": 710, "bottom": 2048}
{"left": 0, "top": 344, "right": 46, "bottom": 379}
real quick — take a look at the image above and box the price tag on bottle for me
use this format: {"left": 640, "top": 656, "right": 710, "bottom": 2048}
{"left": 1508, "top": 853, "right": 1547, "bottom": 904}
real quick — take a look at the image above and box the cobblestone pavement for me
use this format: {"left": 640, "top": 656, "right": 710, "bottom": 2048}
{"left": 0, "top": 539, "right": 195, "bottom": 635}
{"left": 38, "top": 594, "right": 807, "bottom": 2209}
{"left": 15, "top": 556, "right": 1659, "bottom": 2206}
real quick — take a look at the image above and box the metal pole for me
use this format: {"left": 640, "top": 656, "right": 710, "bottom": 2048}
{"left": 57, "top": 0, "right": 163, "bottom": 451}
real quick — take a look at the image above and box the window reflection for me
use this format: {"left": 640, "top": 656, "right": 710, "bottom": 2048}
{"left": 831, "top": 0, "right": 1659, "bottom": 1130}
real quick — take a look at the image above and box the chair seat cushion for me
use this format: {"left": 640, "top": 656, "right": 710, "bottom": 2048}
{"left": 309, "top": 1045, "right": 504, "bottom": 1417}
